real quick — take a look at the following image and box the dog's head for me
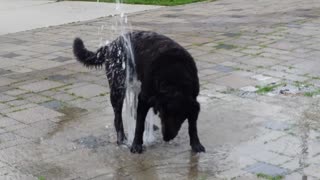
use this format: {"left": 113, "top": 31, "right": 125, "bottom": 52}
{"left": 149, "top": 91, "right": 200, "bottom": 142}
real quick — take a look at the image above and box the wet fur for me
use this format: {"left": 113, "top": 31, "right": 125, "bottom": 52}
{"left": 73, "top": 31, "right": 205, "bottom": 153}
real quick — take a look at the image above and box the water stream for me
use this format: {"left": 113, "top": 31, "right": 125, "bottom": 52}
{"left": 98, "top": 0, "right": 155, "bottom": 145}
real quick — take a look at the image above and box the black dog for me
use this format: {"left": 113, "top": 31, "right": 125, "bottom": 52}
{"left": 73, "top": 31, "right": 205, "bottom": 153}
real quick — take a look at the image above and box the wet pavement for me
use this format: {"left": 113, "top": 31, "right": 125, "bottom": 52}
{"left": 0, "top": 0, "right": 320, "bottom": 179}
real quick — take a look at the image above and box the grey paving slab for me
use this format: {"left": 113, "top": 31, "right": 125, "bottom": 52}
{"left": 244, "top": 162, "right": 288, "bottom": 176}
{"left": 6, "top": 106, "right": 64, "bottom": 124}
{"left": 19, "top": 80, "right": 65, "bottom": 92}
{"left": 67, "top": 84, "right": 107, "bottom": 98}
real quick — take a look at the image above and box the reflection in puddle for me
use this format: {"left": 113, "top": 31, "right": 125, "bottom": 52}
{"left": 300, "top": 99, "right": 320, "bottom": 180}
{"left": 188, "top": 153, "right": 200, "bottom": 179}
{"left": 298, "top": 114, "right": 309, "bottom": 180}
{"left": 45, "top": 106, "right": 88, "bottom": 138}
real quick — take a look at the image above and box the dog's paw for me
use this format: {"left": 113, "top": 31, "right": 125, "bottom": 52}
{"left": 130, "top": 144, "right": 144, "bottom": 154}
{"left": 191, "top": 143, "right": 206, "bottom": 153}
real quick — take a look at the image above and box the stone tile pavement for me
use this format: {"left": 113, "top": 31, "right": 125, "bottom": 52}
{"left": 0, "top": 0, "right": 320, "bottom": 179}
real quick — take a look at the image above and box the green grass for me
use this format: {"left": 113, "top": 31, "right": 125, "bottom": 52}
{"left": 304, "top": 89, "right": 320, "bottom": 97}
{"left": 293, "top": 81, "right": 312, "bottom": 88}
{"left": 257, "top": 173, "right": 283, "bottom": 180}
{"left": 215, "top": 43, "right": 238, "bottom": 50}
{"left": 255, "top": 83, "right": 284, "bottom": 94}
{"left": 38, "top": 176, "right": 46, "bottom": 180}
{"left": 68, "top": 0, "right": 209, "bottom": 6}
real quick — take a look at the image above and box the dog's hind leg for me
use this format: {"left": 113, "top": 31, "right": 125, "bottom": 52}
{"left": 130, "top": 94, "right": 150, "bottom": 153}
{"left": 110, "top": 87, "right": 126, "bottom": 145}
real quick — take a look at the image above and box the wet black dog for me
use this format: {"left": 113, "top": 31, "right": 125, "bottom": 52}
{"left": 73, "top": 31, "right": 205, "bottom": 153}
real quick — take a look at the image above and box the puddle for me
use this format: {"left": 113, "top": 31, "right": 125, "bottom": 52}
{"left": 45, "top": 106, "right": 88, "bottom": 138}
{"left": 73, "top": 135, "right": 109, "bottom": 150}
{"left": 41, "top": 100, "right": 64, "bottom": 111}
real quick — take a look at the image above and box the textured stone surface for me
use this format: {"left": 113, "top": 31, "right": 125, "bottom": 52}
{"left": 6, "top": 106, "right": 64, "bottom": 124}
{"left": 244, "top": 162, "right": 288, "bottom": 176}
{"left": 19, "top": 80, "right": 65, "bottom": 92}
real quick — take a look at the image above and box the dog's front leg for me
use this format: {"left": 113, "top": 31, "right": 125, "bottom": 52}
{"left": 188, "top": 111, "right": 205, "bottom": 153}
{"left": 130, "top": 96, "right": 149, "bottom": 153}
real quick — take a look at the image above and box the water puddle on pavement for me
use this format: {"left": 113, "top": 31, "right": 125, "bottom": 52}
{"left": 44, "top": 106, "right": 88, "bottom": 139}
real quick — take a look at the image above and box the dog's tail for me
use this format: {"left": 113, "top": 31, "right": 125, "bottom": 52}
{"left": 73, "top": 38, "right": 106, "bottom": 68}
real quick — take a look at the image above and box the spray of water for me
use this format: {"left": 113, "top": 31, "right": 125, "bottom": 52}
{"left": 98, "top": 0, "right": 155, "bottom": 145}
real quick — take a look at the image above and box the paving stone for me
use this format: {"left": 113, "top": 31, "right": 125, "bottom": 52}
{"left": 281, "top": 158, "right": 300, "bottom": 171}
{"left": 51, "top": 56, "right": 73, "bottom": 62}
{"left": 250, "top": 150, "right": 292, "bottom": 165}
{"left": 6, "top": 106, "right": 64, "bottom": 124}
{"left": 2, "top": 65, "right": 34, "bottom": 73}
{"left": 251, "top": 74, "right": 272, "bottom": 81}
{"left": 0, "top": 103, "right": 10, "bottom": 110}
{"left": 0, "top": 117, "right": 20, "bottom": 128}
{"left": 6, "top": 99, "right": 28, "bottom": 107}
{"left": 265, "top": 135, "right": 301, "bottom": 157}
{"left": 241, "top": 57, "right": 279, "bottom": 67}
{"left": 51, "top": 93, "right": 76, "bottom": 102}
{"left": 285, "top": 173, "right": 308, "bottom": 180}
{"left": 0, "top": 69, "right": 12, "bottom": 75}
{"left": 304, "top": 164, "right": 320, "bottom": 178}
{"left": 0, "top": 128, "right": 6, "bottom": 134}
{"left": 240, "top": 86, "right": 258, "bottom": 92}
{"left": 0, "top": 132, "right": 31, "bottom": 150}
{"left": 14, "top": 120, "right": 58, "bottom": 139}
{"left": 22, "top": 60, "right": 64, "bottom": 70}
{"left": 0, "top": 77, "right": 16, "bottom": 87}
{"left": 3, "top": 123, "right": 29, "bottom": 132}
{"left": 19, "top": 80, "right": 65, "bottom": 92}
{"left": 0, "top": 94, "right": 16, "bottom": 102}
{"left": 67, "top": 84, "right": 107, "bottom": 98}
{"left": 214, "top": 74, "right": 256, "bottom": 89}
{"left": 0, "top": 103, "right": 37, "bottom": 115}
{"left": 244, "top": 162, "right": 288, "bottom": 176}
{"left": 0, "top": 53, "right": 20, "bottom": 58}
{"left": 22, "top": 94, "right": 52, "bottom": 104}
{"left": 213, "top": 64, "right": 234, "bottom": 73}
{"left": 40, "top": 100, "right": 64, "bottom": 111}
{"left": 264, "top": 121, "right": 291, "bottom": 131}
{"left": 4, "top": 89, "right": 28, "bottom": 96}
{"left": 47, "top": 74, "right": 71, "bottom": 81}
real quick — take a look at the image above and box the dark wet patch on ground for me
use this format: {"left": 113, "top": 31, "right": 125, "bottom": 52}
{"left": 36, "top": 165, "right": 71, "bottom": 180}
{"left": 73, "top": 135, "right": 109, "bottom": 150}
{"left": 41, "top": 100, "right": 65, "bottom": 111}
{"left": 45, "top": 106, "right": 88, "bottom": 138}
{"left": 46, "top": 74, "right": 71, "bottom": 81}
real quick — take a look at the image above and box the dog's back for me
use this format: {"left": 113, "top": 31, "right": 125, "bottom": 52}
{"left": 128, "top": 31, "right": 199, "bottom": 96}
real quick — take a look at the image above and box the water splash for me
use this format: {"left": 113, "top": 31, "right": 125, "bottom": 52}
{"left": 98, "top": 0, "right": 155, "bottom": 145}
